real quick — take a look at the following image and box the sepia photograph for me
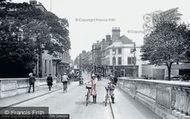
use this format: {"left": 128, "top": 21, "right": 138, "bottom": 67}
{"left": 0, "top": 0, "right": 190, "bottom": 119}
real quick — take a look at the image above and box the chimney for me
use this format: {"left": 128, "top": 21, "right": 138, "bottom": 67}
{"left": 102, "top": 39, "right": 105, "bottom": 42}
{"left": 30, "top": 0, "right": 37, "bottom": 5}
{"left": 106, "top": 35, "right": 111, "bottom": 41}
{"left": 112, "top": 27, "right": 120, "bottom": 41}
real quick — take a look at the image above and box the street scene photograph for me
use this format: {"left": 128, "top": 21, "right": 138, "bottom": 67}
{"left": 0, "top": 0, "right": 190, "bottom": 119}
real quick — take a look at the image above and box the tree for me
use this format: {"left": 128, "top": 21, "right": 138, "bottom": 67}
{"left": 21, "top": 12, "right": 70, "bottom": 77}
{"left": 0, "top": 20, "right": 36, "bottom": 77}
{"left": 0, "top": 1, "right": 70, "bottom": 77}
{"left": 141, "top": 21, "right": 190, "bottom": 80}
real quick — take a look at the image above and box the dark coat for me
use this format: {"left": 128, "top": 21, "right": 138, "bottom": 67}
{"left": 47, "top": 76, "right": 53, "bottom": 86}
{"left": 29, "top": 76, "right": 36, "bottom": 85}
{"left": 113, "top": 77, "right": 118, "bottom": 85}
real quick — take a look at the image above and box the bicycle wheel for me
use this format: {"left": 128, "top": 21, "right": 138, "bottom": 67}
{"left": 86, "top": 93, "right": 89, "bottom": 106}
{"left": 105, "top": 95, "right": 108, "bottom": 106}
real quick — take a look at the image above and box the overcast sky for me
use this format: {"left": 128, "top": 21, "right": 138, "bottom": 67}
{"left": 13, "top": 0, "right": 190, "bottom": 60}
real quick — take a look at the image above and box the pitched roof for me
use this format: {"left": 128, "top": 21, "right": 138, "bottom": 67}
{"left": 118, "top": 35, "right": 134, "bottom": 44}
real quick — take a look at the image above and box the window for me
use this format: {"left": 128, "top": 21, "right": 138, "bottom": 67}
{"left": 106, "top": 50, "right": 110, "bottom": 55}
{"left": 118, "top": 48, "right": 122, "bottom": 54}
{"left": 112, "top": 49, "right": 116, "bottom": 55}
{"left": 128, "top": 57, "right": 136, "bottom": 64}
{"left": 112, "top": 57, "right": 116, "bottom": 65}
{"left": 118, "top": 57, "right": 122, "bottom": 65}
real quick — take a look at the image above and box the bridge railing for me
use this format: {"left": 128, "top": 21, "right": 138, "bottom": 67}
{"left": 0, "top": 77, "right": 59, "bottom": 98}
{"left": 118, "top": 77, "right": 190, "bottom": 119}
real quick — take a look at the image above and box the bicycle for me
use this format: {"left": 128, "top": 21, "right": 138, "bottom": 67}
{"left": 104, "top": 87, "right": 110, "bottom": 106}
{"left": 86, "top": 86, "right": 92, "bottom": 106}
{"left": 105, "top": 86, "right": 115, "bottom": 106}
{"left": 63, "top": 81, "right": 68, "bottom": 92}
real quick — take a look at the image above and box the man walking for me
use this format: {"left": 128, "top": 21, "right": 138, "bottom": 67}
{"left": 28, "top": 73, "right": 36, "bottom": 93}
{"left": 47, "top": 74, "right": 53, "bottom": 91}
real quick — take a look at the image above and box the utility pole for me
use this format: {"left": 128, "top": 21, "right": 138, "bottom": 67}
{"left": 112, "top": 46, "right": 116, "bottom": 76}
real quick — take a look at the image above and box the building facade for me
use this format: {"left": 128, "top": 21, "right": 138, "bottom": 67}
{"left": 75, "top": 27, "right": 144, "bottom": 77}
{"left": 102, "top": 27, "right": 144, "bottom": 77}
{"left": 77, "top": 50, "right": 93, "bottom": 73}
{"left": 30, "top": 0, "right": 71, "bottom": 78}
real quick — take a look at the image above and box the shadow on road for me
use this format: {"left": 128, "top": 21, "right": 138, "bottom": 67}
{"left": 75, "top": 101, "right": 107, "bottom": 107}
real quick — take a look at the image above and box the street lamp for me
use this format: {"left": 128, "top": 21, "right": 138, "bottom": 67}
{"left": 112, "top": 46, "right": 116, "bottom": 76}
{"left": 133, "top": 42, "right": 136, "bottom": 78}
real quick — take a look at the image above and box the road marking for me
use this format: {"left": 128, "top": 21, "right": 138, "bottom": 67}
{"left": 109, "top": 99, "right": 115, "bottom": 119}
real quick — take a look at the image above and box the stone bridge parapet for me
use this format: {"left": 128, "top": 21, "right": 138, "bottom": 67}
{"left": 118, "top": 77, "right": 190, "bottom": 119}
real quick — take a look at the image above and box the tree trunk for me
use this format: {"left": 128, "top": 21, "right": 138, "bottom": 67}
{"left": 166, "top": 62, "right": 172, "bottom": 80}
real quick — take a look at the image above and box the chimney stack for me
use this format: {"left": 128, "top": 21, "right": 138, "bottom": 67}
{"left": 30, "top": 0, "right": 37, "bottom": 5}
{"left": 112, "top": 27, "right": 120, "bottom": 41}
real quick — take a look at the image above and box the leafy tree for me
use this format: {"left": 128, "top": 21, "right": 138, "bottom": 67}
{"left": 0, "top": 1, "right": 70, "bottom": 77}
{"left": 141, "top": 22, "right": 190, "bottom": 80}
{"left": 0, "top": 20, "right": 36, "bottom": 77}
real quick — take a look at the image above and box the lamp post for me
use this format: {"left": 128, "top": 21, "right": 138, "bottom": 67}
{"left": 112, "top": 46, "right": 116, "bottom": 76}
{"left": 133, "top": 42, "right": 136, "bottom": 78}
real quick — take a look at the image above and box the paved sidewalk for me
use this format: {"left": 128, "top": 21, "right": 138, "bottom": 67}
{"left": 111, "top": 88, "right": 161, "bottom": 119}
{"left": 0, "top": 82, "right": 78, "bottom": 107}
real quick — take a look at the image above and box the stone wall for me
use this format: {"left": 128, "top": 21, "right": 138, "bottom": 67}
{"left": 0, "top": 77, "right": 58, "bottom": 98}
{"left": 118, "top": 77, "right": 190, "bottom": 119}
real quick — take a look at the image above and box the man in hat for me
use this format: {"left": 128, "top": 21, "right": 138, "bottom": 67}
{"left": 47, "top": 74, "right": 53, "bottom": 91}
{"left": 28, "top": 73, "right": 36, "bottom": 93}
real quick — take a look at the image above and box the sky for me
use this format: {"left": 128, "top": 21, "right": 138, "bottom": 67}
{"left": 13, "top": 0, "right": 190, "bottom": 60}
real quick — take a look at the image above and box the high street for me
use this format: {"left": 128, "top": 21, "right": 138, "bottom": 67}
{"left": 2, "top": 73, "right": 160, "bottom": 119}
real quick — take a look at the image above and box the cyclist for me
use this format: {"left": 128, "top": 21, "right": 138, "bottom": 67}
{"left": 109, "top": 74, "right": 114, "bottom": 82}
{"left": 85, "top": 80, "right": 92, "bottom": 105}
{"left": 113, "top": 75, "right": 118, "bottom": 86}
{"left": 105, "top": 81, "right": 116, "bottom": 104}
{"left": 61, "top": 73, "right": 68, "bottom": 92}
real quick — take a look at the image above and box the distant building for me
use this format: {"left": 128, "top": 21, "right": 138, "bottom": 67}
{"left": 92, "top": 41, "right": 102, "bottom": 73}
{"left": 102, "top": 27, "right": 144, "bottom": 77}
{"left": 76, "top": 27, "right": 144, "bottom": 77}
{"left": 142, "top": 63, "right": 190, "bottom": 80}
{"left": 77, "top": 50, "right": 93, "bottom": 73}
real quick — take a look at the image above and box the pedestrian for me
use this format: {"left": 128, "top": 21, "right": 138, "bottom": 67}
{"left": 28, "top": 73, "right": 36, "bottom": 93}
{"left": 61, "top": 73, "right": 68, "bottom": 92}
{"left": 47, "top": 74, "right": 53, "bottom": 91}
{"left": 91, "top": 74, "right": 97, "bottom": 103}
